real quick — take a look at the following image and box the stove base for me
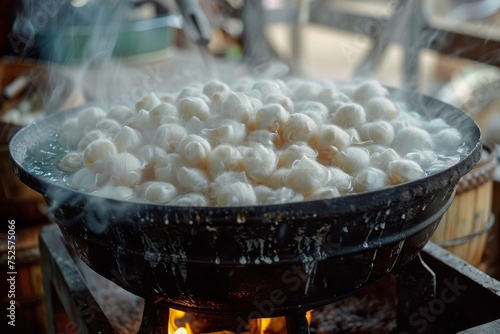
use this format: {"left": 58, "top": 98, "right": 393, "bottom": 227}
{"left": 40, "top": 224, "right": 500, "bottom": 334}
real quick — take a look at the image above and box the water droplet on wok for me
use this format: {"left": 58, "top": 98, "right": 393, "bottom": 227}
{"left": 237, "top": 213, "right": 246, "bottom": 223}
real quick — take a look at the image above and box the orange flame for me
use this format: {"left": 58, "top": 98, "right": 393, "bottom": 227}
{"left": 168, "top": 309, "right": 312, "bottom": 334}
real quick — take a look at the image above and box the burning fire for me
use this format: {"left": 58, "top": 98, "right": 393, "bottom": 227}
{"left": 168, "top": 309, "right": 312, "bottom": 334}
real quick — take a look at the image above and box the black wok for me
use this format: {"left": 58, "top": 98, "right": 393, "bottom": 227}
{"left": 9, "top": 90, "right": 481, "bottom": 319}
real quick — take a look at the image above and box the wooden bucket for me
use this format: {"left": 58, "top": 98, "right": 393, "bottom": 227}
{"left": 0, "top": 222, "right": 48, "bottom": 333}
{"left": 431, "top": 144, "right": 497, "bottom": 267}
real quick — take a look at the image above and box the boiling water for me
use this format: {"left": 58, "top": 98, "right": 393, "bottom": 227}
{"left": 23, "top": 133, "right": 71, "bottom": 188}
{"left": 21, "top": 129, "right": 472, "bottom": 204}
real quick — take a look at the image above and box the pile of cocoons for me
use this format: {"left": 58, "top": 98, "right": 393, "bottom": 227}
{"left": 57, "top": 78, "right": 464, "bottom": 206}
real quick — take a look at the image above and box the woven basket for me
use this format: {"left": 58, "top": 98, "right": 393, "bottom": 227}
{"left": 431, "top": 144, "right": 496, "bottom": 266}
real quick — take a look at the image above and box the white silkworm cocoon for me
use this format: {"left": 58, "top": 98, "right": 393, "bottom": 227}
{"left": 212, "top": 171, "right": 249, "bottom": 196}
{"left": 282, "top": 113, "right": 318, "bottom": 144}
{"left": 57, "top": 77, "right": 464, "bottom": 205}
{"left": 254, "top": 185, "right": 274, "bottom": 203}
{"left": 58, "top": 152, "right": 83, "bottom": 172}
{"left": 137, "top": 145, "right": 168, "bottom": 168}
{"left": 203, "top": 80, "right": 230, "bottom": 99}
{"left": 297, "top": 109, "right": 324, "bottom": 128}
{"left": 306, "top": 187, "right": 340, "bottom": 201}
{"left": 135, "top": 181, "right": 177, "bottom": 204}
{"left": 255, "top": 103, "right": 289, "bottom": 131}
{"left": 59, "top": 118, "right": 82, "bottom": 149}
{"left": 92, "top": 185, "right": 135, "bottom": 201}
{"left": 126, "top": 109, "right": 152, "bottom": 132}
{"left": 78, "top": 130, "right": 105, "bottom": 151}
{"left": 368, "top": 144, "right": 388, "bottom": 154}
{"left": 215, "top": 182, "right": 257, "bottom": 206}
{"left": 177, "top": 87, "right": 205, "bottom": 102}
{"left": 241, "top": 143, "right": 278, "bottom": 183}
{"left": 332, "top": 147, "right": 370, "bottom": 175}
{"left": 295, "top": 101, "right": 328, "bottom": 122}
{"left": 405, "top": 150, "right": 436, "bottom": 169}
{"left": 72, "top": 168, "right": 101, "bottom": 190}
{"left": 432, "top": 128, "right": 463, "bottom": 151}
{"left": 150, "top": 103, "right": 178, "bottom": 126}
{"left": 394, "top": 112, "right": 424, "bottom": 132}
{"left": 370, "top": 148, "right": 400, "bottom": 171}
{"left": 77, "top": 107, "right": 107, "bottom": 133}
{"left": 316, "top": 124, "right": 351, "bottom": 158}
{"left": 388, "top": 159, "right": 426, "bottom": 184}
{"left": 325, "top": 167, "right": 351, "bottom": 194}
{"left": 265, "top": 94, "right": 294, "bottom": 113}
{"left": 220, "top": 92, "right": 254, "bottom": 124}
{"left": 202, "top": 118, "right": 246, "bottom": 145}
{"left": 159, "top": 93, "right": 176, "bottom": 104}
{"left": 252, "top": 80, "right": 283, "bottom": 99}
{"left": 248, "top": 96, "right": 264, "bottom": 114}
{"left": 267, "top": 168, "right": 290, "bottom": 189}
{"left": 359, "top": 121, "right": 395, "bottom": 146}
{"left": 422, "top": 118, "right": 449, "bottom": 133}
{"left": 353, "top": 167, "right": 388, "bottom": 192}
{"left": 286, "top": 155, "right": 327, "bottom": 195}
{"left": 390, "top": 119, "right": 412, "bottom": 135}
{"left": 135, "top": 92, "right": 161, "bottom": 112}
{"left": 316, "top": 87, "right": 339, "bottom": 106}
{"left": 109, "top": 152, "right": 143, "bottom": 187}
{"left": 178, "top": 134, "right": 211, "bottom": 167}
{"left": 277, "top": 143, "right": 317, "bottom": 167}
{"left": 177, "top": 167, "right": 209, "bottom": 193}
{"left": 345, "top": 128, "right": 364, "bottom": 144}
{"left": 326, "top": 101, "right": 346, "bottom": 121}
{"left": 97, "top": 119, "right": 122, "bottom": 136}
{"left": 83, "top": 139, "right": 117, "bottom": 173}
{"left": 268, "top": 187, "right": 304, "bottom": 204}
{"left": 392, "top": 126, "right": 433, "bottom": 155}
{"left": 353, "top": 80, "right": 388, "bottom": 103}
{"left": 246, "top": 129, "right": 281, "bottom": 149}
{"left": 155, "top": 123, "right": 187, "bottom": 152}
{"left": 178, "top": 97, "right": 211, "bottom": 121}
{"left": 154, "top": 153, "right": 185, "bottom": 184}
{"left": 332, "top": 103, "right": 366, "bottom": 129}
{"left": 364, "top": 97, "right": 399, "bottom": 121}
{"left": 137, "top": 145, "right": 168, "bottom": 181}
{"left": 169, "top": 193, "right": 209, "bottom": 206}
{"left": 290, "top": 81, "right": 322, "bottom": 101}
{"left": 184, "top": 116, "right": 205, "bottom": 135}
{"left": 207, "top": 144, "right": 242, "bottom": 178}
{"left": 114, "top": 126, "right": 145, "bottom": 153}
{"left": 107, "top": 105, "right": 135, "bottom": 124}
